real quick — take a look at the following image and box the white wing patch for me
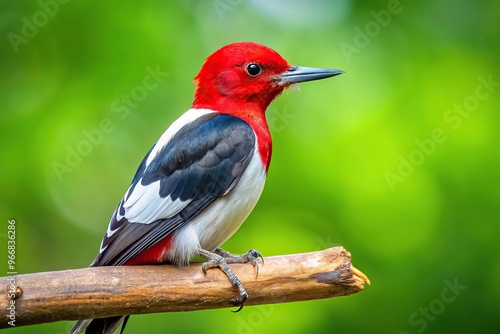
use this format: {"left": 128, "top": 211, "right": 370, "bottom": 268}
{"left": 119, "top": 108, "right": 217, "bottom": 225}
{"left": 123, "top": 179, "right": 190, "bottom": 224}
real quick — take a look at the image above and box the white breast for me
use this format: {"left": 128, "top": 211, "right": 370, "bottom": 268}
{"left": 166, "top": 145, "right": 267, "bottom": 266}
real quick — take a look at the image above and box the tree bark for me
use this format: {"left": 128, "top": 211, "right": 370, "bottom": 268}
{"left": 0, "top": 246, "right": 369, "bottom": 329}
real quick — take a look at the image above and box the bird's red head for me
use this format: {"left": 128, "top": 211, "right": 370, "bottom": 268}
{"left": 192, "top": 42, "right": 343, "bottom": 118}
{"left": 193, "top": 42, "right": 292, "bottom": 115}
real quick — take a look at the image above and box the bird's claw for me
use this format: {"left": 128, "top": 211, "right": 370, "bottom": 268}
{"left": 214, "top": 248, "right": 264, "bottom": 278}
{"left": 199, "top": 248, "right": 263, "bottom": 312}
{"left": 242, "top": 249, "right": 263, "bottom": 278}
{"left": 201, "top": 257, "right": 223, "bottom": 275}
{"left": 231, "top": 292, "right": 248, "bottom": 313}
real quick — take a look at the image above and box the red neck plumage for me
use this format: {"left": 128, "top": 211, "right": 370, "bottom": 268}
{"left": 193, "top": 98, "right": 272, "bottom": 172}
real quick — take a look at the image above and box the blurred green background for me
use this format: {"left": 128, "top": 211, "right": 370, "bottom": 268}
{"left": 1, "top": 0, "right": 499, "bottom": 333}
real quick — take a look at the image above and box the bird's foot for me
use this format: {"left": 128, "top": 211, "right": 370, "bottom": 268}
{"left": 199, "top": 248, "right": 264, "bottom": 312}
{"left": 214, "top": 248, "right": 264, "bottom": 278}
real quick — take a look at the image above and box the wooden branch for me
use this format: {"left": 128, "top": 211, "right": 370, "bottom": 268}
{"left": 0, "top": 247, "right": 369, "bottom": 329}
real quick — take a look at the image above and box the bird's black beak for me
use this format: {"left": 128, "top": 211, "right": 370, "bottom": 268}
{"left": 278, "top": 66, "right": 344, "bottom": 85}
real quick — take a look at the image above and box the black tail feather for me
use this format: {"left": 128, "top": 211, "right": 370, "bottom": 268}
{"left": 70, "top": 316, "right": 129, "bottom": 334}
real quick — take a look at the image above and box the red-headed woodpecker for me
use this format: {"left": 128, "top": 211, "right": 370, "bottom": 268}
{"left": 70, "top": 42, "right": 343, "bottom": 334}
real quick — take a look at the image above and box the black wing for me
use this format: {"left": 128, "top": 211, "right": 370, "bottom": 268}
{"left": 92, "top": 112, "right": 256, "bottom": 266}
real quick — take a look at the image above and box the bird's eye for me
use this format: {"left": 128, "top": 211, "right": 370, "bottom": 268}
{"left": 246, "top": 63, "right": 261, "bottom": 77}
